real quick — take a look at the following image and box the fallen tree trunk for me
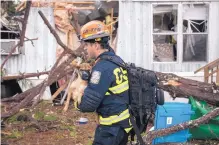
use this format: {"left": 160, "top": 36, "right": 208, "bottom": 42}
{"left": 143, "top": 107, "right": 219, "bottom": 144}
{"left": 1, "top": 58, "right": 76, "bottom": 118}
{"left": 3, "top": 64, "right": 218, "bottom": 117}
{"left": 156, "top": 72, "right": 219, "bottom": 106}
{"left": 2, "top": 71, "right": 49, "bottom": 81}
{"left": 3, "top": 70, "right": 219, "bottom": 106}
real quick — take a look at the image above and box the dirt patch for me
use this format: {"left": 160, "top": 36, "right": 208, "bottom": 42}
{"left": 1, "top": 101, "right": 97, "bottom": 145}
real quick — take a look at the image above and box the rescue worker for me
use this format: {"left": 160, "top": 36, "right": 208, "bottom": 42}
{"left": 74, "top": 20, "right": 132, "bottom": 145}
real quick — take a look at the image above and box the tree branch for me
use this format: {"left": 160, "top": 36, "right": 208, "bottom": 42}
{"left": 68, "top": 10, "right": 87, "bottom": 56}
{"left": 69, "top": 10, "right": 81, "bottom": 38}
{"left": 25, "top": 37, "right": 36, "bottom": 46}
{"left": 38, "top": 10, "right": 84, "bottom": 85}
{"left": 156, "top": 72, "right": 219, "bottom": 106}
{"left": 20, "top": 1, "right": 32, "bottom": 46}
{"left": 38, "top": 10, "right": 79, "bottom": 57}
{"left": 143, "top": 107, "right": 219, "bottom": 144}
{"left": 1, "top": 43, "right": 20, "bottom": 68}
{"left": 1, "top": 71, "right": 49, "bottom": 81}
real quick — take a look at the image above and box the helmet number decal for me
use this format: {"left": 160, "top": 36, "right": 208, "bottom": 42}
{"left": 83, "top": 28, "right": 101, "bottom": 35}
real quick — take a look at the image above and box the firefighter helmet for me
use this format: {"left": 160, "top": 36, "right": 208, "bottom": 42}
{"left": 80, "top": 20, "right": 110, "bottom": 41}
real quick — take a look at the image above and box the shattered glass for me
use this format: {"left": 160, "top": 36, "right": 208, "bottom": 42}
{"left": 153, "top": 5, "right": 178, "bottom": 33}
{"left": 153, "top": 35, "right": 177, "bottom": 62}
{"left": 182, "top": 4, "right": 209, "bottom": 62}
{"left": 183, "top": 34, "right": 207, "bottom": 62}
{"left": 153, "top": 4, "right": 178, "bottom": 62}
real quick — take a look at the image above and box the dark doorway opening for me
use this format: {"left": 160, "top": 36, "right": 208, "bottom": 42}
{"left": 1, "top": 80, "right": 22, "bottom": 98}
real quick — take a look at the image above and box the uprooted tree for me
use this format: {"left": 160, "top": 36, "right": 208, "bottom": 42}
{"left": 1, "top": 8, "right": 219, "bottom": 144}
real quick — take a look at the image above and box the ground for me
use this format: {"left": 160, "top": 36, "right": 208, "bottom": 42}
{"left": 1, "top": 101, "right": 97, "bottom": 145}
{"left": 1, "top": 101, "right": 219, "bottom": 145}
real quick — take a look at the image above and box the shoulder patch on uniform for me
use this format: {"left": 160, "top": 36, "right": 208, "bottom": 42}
{"left": 90, "top": 71, "right": 101, "bottom": 84}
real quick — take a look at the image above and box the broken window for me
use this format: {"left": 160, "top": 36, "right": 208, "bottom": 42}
{"left": 153, "top": 4, "right": 178, "bottom": 62}
{"left": 182, "top": 4, "right": 209, "bottom": 62}
{"left": 153, "top": 35, "right": 177, "bottom": 62}
{"left": 1, "top": 26, "right": 20, "bottom": 55}
{"left": 1, "top": 25, "right": 20, "bottom": 39}
{"left": 1, "top": 18, "right": 21, "bottom": 55}
{"left": 152, "top": 3, "right": 209, "bottom": 63}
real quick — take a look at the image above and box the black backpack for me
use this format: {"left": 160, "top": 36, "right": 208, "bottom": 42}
{"left": 100, "top": 55, "right": 164, "bottom": 145}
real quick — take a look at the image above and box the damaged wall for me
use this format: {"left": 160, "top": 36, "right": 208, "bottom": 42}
{"left": 117, "top": 1, "right": 151, "bottom": 69}
{"left": 1, "top": 7, "right": 56, "bottom": 75}
{"left": 1, "top": 7, "right": 56, "bottom": 100}
{"left": 117, "top": 1, "right": 219, "bottom": 73}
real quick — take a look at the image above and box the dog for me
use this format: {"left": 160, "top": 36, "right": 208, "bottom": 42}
{"left": 51, "top": 59, "right": 100, "bottom": 124}
{"left": 51, "top": 59, "right": 91, "bottom": 112}
{"left": 63, "top": 68, "right": 89, "bottom": 112}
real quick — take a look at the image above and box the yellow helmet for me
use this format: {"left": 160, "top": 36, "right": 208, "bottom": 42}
{"left": 80, "top": 20, "right": 110, "bottom": 41}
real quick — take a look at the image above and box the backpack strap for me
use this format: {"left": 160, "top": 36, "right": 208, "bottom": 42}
{"left": 139, "top": 70, "right": 144, "bottom": 125}
{"left": 100, "top": 55, "right": 145, "bottom": 145}
{"left": 99, "top": 55, "right": 127, "bottom": 69}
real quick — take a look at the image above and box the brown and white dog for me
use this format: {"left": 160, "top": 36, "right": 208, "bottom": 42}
{"left": 51, "top": 59, "right": 91, "bottom": 112}
{"left": 63, "top": 68, "right": 89, "bottom": 112}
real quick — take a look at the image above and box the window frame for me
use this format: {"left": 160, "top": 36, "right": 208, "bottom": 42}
{"left": 181, "top": 3, "right": 210, "bottom": 63}
{"left": 151, "top": 2, "right": 210, "bottom": 64}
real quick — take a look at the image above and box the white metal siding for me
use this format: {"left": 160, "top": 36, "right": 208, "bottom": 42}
{"left": 208, "top": 2, "right": 219, "bottom": 62}
{"left": 117, "top": 1, "right": 219, "bottom": 73}
{"left": 117, "top": 1, "right": 152, "bottom": 69}
{"left": 1, "top": 7, "right": 56, "bottom": 75}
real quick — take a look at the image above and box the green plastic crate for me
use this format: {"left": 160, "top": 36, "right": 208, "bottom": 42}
{"left": 189, "top": 97, "right": 219, "bottom": 139}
